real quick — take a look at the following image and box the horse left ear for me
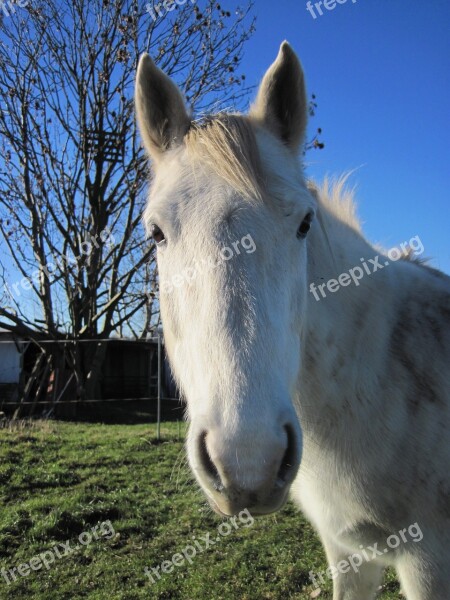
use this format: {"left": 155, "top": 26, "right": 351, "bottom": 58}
{"left": 250, "top": 42, "right": 307, "bottom": 152}
{"left": 135, "top": 54, "right": 191, "bottom": 164}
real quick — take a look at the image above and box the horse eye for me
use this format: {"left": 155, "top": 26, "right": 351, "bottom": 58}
{"left": 150, "top": 224, "right": 166, "bottom": 245}
{"left": 297, "top": 213, "right": 314, "bottom": 239}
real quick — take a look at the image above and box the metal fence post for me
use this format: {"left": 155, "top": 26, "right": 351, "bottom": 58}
{"left": 157, "top": 333, "right": 161, "bottom": 440}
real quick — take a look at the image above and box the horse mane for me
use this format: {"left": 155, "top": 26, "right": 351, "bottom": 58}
{"left": 400, "top": 253, "right": 448, "bottom": 279}
{"left": 310, "top": 177, "right": 448, "bottom": 279}
{"left": 307, "top": 175, "right": 362, "bottom": 234}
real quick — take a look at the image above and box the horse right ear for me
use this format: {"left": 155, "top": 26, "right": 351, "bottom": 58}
{"left": 250, "top": 42, "right": 307, "bottom": 153}
{"left": 135, "top": 54, "right": 191, "bottom": 164}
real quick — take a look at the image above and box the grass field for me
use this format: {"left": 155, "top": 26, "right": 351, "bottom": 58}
{"left": 0, "top": 420, "right": 403, "bottom": 599}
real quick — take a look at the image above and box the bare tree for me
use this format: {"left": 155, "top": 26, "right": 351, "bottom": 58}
{"left": 0, "top": 0, "right": 255, "bottom": 398}
{"left": 306, "top": 94, "right": 325, "bottom": 152}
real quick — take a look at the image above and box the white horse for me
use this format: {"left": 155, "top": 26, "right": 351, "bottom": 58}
{"left": 135, "top": 42, "right": 450, "bottom": 599}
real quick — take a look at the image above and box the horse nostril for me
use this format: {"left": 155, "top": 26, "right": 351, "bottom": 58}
{"left": 276, "top": 425, "right": 298, "bottom": 486}
{"left": 198, "top": 431, "right": 223, "bottom": 491}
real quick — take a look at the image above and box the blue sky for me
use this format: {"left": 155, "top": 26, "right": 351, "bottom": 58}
{"left": 238, "top": 0, "right": 449, "bottom": 272}
{"left": 1, "top": 0, "right": 448, "bottom": 322}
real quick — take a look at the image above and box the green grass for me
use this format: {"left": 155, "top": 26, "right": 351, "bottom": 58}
{"left": 0, "top": 420, "right": 403, "bottom": 599}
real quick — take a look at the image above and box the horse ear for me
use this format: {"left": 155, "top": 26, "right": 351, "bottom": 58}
{"left": 135, "top": 54, "right": 191, "bottom": 163}
{"left": 250, "top": 42, "right": 307, "bottom": 152}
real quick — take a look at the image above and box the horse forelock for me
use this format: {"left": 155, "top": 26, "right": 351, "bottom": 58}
{"left": 184, "top": 113, "right": 263, "bottom": 202}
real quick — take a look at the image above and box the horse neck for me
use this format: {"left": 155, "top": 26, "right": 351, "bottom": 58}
{"left": 300, "top": 199, "right": 399, "bottom": 420}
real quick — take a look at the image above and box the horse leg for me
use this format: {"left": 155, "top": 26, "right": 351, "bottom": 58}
{"left": 396, "top": 550, "right": 450, "bottom": 600}
{"left": 322, "top": 537, "right": 384, "bottom": 600}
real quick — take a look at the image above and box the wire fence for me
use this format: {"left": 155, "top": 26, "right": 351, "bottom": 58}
{"left": 0, "top": 335, "right": 182, "bottom": 439}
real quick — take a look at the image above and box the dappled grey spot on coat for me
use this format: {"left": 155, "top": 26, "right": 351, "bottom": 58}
{"left": 389, "top": 293, "right": 449, "bottom": 412}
